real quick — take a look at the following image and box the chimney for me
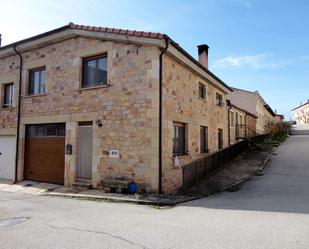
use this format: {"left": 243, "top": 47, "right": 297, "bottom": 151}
{"left": 197, "top": 44, "right": 209, "bottom": 68}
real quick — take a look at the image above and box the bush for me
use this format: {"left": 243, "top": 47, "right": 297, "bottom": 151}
{"left": 265, "top": 121, "right": 291, "bottom": 142}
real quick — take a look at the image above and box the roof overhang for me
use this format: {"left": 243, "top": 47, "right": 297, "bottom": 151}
{"left": 0, "top": 24, "right": 232, "bottom": 93}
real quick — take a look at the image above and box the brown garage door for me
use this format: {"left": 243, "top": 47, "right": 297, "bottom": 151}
{"left": 24, "top": 123, "right": 65, "bottom": 184}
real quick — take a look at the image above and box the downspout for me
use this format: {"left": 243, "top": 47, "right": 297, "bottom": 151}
{"left": 244, "top": 112, "right": 248, "bottom": 138}
{"left": 227, "top": 100, "right": 232, "bottom": 146}
{"left": 158, "top": 36, "right": 169, "bottom": 194}
{"left": 13, "top": 45, "right": 23, "bottom": 184}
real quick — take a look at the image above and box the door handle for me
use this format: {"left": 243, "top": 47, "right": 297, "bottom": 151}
{"left": 0, "top": 152, "right": 2, "bottom": 155}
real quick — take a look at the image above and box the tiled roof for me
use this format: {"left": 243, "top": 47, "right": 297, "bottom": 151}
{"left": 68, "top": 22, "right": 166, "bottom": 40}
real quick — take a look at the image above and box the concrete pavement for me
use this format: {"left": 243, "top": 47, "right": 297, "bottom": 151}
{"left": 0, "top": 136, "right": 309, "bottom": 249}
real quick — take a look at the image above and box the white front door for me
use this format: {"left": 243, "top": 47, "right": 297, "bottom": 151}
{"left": 77, "top": 125, "right": 93, "bottom": 179}
{"left": 0, "top": 136, "right": 16, "bottom": 180}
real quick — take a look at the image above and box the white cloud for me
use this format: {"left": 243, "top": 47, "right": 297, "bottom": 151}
{"left": 213, "top": 54, "right": 288, "bottom": 70}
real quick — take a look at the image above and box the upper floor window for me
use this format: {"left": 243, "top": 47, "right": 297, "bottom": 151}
{"left": 216, "top": 93, "right": 223, "bottom": 107}
{"left": 173, "top": 122, "right": 186, "bottom": 156}
{"left": 82, "top": 54, "right": 107, "bottom": 88}
{"left": 29, "top": 67, "right": 45, "bottom": 95}
{"left": 3, "top": 83, "right": 14, "bottom": 108}
{"left": 198, "top": 83, "right": 206, "bottom": 99}
{"left": 200, "top": 126, "right": 209, "bottom": 153}
{"left": 230, "top": 111, "right": 234, "bottom": 127}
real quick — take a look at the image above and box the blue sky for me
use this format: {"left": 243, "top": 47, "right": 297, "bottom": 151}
{"left": 1, "top": 0, "right": 309, "bottom": 119}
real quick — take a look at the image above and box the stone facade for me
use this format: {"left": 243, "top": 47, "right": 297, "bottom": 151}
{"left": 228, "top": 104, "right": 257, "bottom": 145}
{"left": 1, "top": 36, "right": 161, "bottom": 191}
{"left": 162, "top": 56, "right": 229, "bottom": 193}
{"left": 0, "top": 25, "right": 231, "bottom": 194}
{"left": 292, "top": 102, "right": 309, "bottom": 124}
{"left": 229, "top": 105, "right": 246, "bottom": 145}
{"left": 227, "top": 88, "right": 274, "bottom": 134}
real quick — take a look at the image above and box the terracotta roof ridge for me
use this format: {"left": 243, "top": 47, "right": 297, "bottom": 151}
{"left": 68, "top": 22, "right": 166, "bottom": 40}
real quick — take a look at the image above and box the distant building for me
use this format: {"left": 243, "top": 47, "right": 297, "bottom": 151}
{"left": 292, "top": 101, "right": 309, "bottom": 124}
{"left": 227, "top": 101, "right": 257, "bottom": 145}
{"left": 227, "top": 88, "right": 275, "bottom": 134}
{"left": 274, "top": 114, "right": 285, "bottom": 122}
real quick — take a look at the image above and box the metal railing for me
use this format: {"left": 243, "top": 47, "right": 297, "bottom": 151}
{"left": 182, "top": 134, "right": 268, "bottom": 191}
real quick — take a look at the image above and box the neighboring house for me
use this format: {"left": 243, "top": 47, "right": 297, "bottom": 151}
{"left": 274, "top": 114, "right": 285, "bottom": 123}
{"left": 292, "top": 101, "right": 309, "bottom": 124}
{"left": 0, "top": 23, "right": 232, "bottom": 194}
{"left": 227, "top": 88, "right": 275, "bottom": 134}
{"left": 227, "top": 101, "right": 257, "bottom": 145}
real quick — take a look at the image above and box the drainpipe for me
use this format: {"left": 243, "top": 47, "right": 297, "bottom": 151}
{"left": 227, "top": 100, "right": 232, "bottom": 146}
{"left": 244, "top": 112, "right": 248, "bottom": 138}
{"left": 158, "top": 36, "right": 169, "bottom": 194}
{"left": 13, "top": 45, "right": 23, "bottom": 184}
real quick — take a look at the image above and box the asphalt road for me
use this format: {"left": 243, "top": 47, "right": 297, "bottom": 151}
{"left": 1, "top": 136, "right": 309, "bottom": 249}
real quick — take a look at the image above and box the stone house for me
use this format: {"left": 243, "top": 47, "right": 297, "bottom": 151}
{"left": 227, "top": 88, "right": 275, "bottom": 134}
{"left": 0, "top": 23, "right": 232, "bottom": 194}
{"left": 227, "top": 101, "right": 257, "bottom": 145}
{"left": 292, "top": 101, "right": 309, "bottom": 124}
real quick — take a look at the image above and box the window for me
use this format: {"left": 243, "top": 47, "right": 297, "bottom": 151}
{"left": 230, "top": 111, "right": 234, "bottom": 127}
{"left": 3, "top": 83, "right": 14, "bottom": 108}
{"left": 198, "top": 83, "right": 206, "bottom": 99}
{"left": 236, "top": 112, "right": 239, "bottom": 125}
{"left": 216, "top": 93, "right": 223, "bottom": 107}
{"left": 82, "top": 54, "right": 107, "bottom": 88}
{"left": 240, "top": 115, "right": 243, "bottom": 125}
{"left": 200, "top": 126, "right": 209, "bottom": 153}
{"left": 173, "top": 122, "right": 186, "bottom": 156}
{"left": 29, "top": 67, "right": 45, "bottom": 95}
{"left": 26, "top": 123, "right": 65, "bottom": 137}
{"left": 218, "top": 129, "right": 223, "bottom": 150}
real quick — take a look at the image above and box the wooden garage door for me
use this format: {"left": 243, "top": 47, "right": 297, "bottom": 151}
{"left": 24, "top": 124, "right": 65, "bottom": 184}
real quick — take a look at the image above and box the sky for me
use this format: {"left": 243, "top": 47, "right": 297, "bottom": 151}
{"left": 1, "top": 0, "right": 309, "bottom": 119}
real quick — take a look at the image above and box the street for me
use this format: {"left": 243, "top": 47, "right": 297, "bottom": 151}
{"left": 1, "top": 136, "right": 309, "bottom": 249}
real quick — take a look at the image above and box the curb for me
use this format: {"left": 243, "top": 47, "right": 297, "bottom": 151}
{"left": 43, "top": 192, "right": 200, "bottom": 207}
{"left": 219, "top": 152, "right": 272, "bottom": 193}
{"left": 43, "top": 152, "right": 273, "bottom": 207}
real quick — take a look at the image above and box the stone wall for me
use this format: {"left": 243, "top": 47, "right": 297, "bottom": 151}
{"left": 0, "top": 37, "right": 161, "bottom": 192}
{"left": 0, "top": 55, "right": 19, "bottom": 131}
{"left": 0, "top": 35, "right": 231, "bottom": 194}
{"left": 162, "top": 55, "right": 229, "bottom": 193}
{"left": 292, "top": 103, "right": 309, "bottom": 124}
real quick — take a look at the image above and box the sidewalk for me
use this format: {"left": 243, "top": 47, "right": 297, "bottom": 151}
{"left": 0, "top": 145, "right": 272, "bottom": 206}
{"left": 183, "top": 147, "right": 272, "bottom": 196}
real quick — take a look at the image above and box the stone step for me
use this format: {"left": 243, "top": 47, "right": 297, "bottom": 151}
{"left": 73, "top": 180, "right": 92, "bottom": 188}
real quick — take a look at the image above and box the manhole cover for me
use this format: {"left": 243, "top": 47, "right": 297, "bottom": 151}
{"left": 0, "top": 217, "right": 30, "bottom": 227}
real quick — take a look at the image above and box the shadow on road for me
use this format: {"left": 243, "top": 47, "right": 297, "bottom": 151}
{"left": 180, "top": 136, "right": 309, "bottom": 215}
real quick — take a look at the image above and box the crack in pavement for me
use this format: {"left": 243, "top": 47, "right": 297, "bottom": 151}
{"left": 0, "top": 196, "right": 38, "bottom": 203}
{"left": 44, "top": 223, "right": 150, "bottom": 249}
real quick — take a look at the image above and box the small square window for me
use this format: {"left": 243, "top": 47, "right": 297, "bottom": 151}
{"left": 29, "top": 67, "right": 46, "bottom": 95}
{"left": 3, "top": 83, "right": 14, "bottom": 108}
{"left": 198, "top": 83, "right": 206, "bottom": 99}
{"left": 82, "top": 54, "right": 107, "bottom": 88}
{"left": 216, "top": 93, "right": 223, "bottom": 107}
